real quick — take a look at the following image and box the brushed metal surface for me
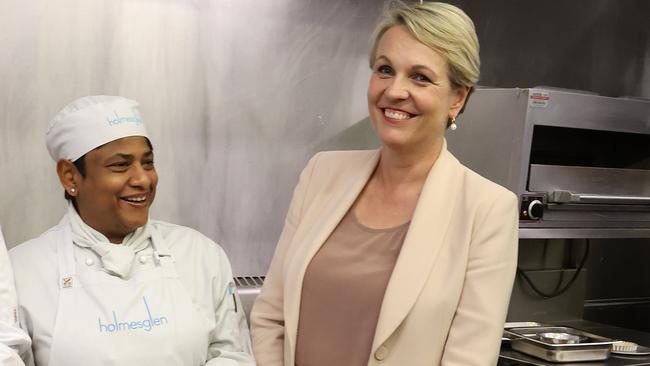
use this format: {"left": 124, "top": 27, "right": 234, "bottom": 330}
{"left": 518, "top": 228, "right": 650, "bottom": 239}
{"left": 529, "top": 165, "right": 650, "bottom": 199}
{"left": 506, "top": 326, "right": 615, "bottom": 362}
{"left": 449, "top": 88, "right": 650, "bottom": 235}
{"left": 0, "top": 0, "right": 381, "bottom": 276}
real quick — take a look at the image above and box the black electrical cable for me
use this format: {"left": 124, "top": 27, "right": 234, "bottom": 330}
{"left": 516, "top": 239, "right": 590, "bottom": 299}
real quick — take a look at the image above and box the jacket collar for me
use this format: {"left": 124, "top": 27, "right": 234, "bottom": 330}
{"left": 283, "top": 141, "right": 462, "bottom": 357}
{"left": 371, "top": 142, "right": 462, "bottom": 351}
{"left": 284, "top": 149, "right": 381, "bottom": 356}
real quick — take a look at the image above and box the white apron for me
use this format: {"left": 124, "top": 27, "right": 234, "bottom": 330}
{"left": 47, "top": 224, "right": 211, "bottom": 366}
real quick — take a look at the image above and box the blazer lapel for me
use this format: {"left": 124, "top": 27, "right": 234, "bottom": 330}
{"left": 371, "top": 143, "right": 462, "bottom": 351}
{"left": 284, "top": 150, "right": 381, "bottom": 355}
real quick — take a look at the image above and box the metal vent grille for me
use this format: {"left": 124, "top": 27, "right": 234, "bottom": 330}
{"left": 233, "top": 276, "right": 265, "bottom": 322}
{"left": 234, "top": 276, "right": 265, "bottom": 288}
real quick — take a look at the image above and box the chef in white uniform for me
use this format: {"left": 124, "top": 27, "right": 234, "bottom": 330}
{"left": 1, "top": 226, "right": 31, "bottom": 366}
{"left": 9, "top": 96, "right": 255, "bottom": 366}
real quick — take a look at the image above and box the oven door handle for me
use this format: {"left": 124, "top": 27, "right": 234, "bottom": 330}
{"left": 549, "top": 190, "right": 650, "bottom": 205}
{"left": 579, "top": 194, "right": 650, "bottom": 205}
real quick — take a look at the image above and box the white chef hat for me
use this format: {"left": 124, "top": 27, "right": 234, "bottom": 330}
{"left": 46, "top": 95, "right": 150, "bottom": 162}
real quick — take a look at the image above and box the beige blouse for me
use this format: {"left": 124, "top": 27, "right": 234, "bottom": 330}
{"left": 295, "top": 209, "right": 409, "bottom": 366}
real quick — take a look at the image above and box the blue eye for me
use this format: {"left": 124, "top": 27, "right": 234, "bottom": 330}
{"left": 413, "top": 74, "right": 431, "bottom": 83}
{"left": 376, "top": 64, "right": 393, "bottom": 76}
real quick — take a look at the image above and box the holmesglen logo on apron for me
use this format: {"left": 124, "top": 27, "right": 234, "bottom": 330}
{"left": 98, "top": 296, "right": 168, "bottom": 333}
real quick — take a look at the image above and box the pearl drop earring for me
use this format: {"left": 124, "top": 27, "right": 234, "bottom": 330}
{"left": 450, "top": 116, "right": 458, "bottom": 131}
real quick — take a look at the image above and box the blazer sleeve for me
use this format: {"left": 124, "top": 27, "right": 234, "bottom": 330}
{"left": 250, "top": 154, "right": 320, "bottom": 366}
{"left": 441, "top": 191, "right": 518, "bottom": 366}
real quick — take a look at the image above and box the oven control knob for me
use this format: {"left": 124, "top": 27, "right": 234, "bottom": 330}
{"left": 528, "top": 200, "right": 544, "bottom": 220}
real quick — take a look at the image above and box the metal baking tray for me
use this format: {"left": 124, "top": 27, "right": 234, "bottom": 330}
{"left": 502, "top": 322, "right": 544, "bottom": 343}
{"left": 612, "top": 343, "right": 650, "bottom": 356}
{"left": 504, "top": 326, "right": 616, "bottom": 362}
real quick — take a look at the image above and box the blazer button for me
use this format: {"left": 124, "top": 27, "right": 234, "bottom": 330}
{"left": 374, "top": 345, "right": 389, "bottom": 361}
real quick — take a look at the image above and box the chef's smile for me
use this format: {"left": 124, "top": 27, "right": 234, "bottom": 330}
{"left": 74, "top": 136, "right": 158, "bottom": 243}
{"left": 120, "top": 193, "right": 150, "bottom": 208}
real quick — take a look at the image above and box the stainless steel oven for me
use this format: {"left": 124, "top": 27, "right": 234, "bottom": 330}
{"left": 447, "top": 87, "right": 650, "bottom": 239}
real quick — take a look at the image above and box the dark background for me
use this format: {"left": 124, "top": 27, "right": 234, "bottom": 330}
{"left": 453, "top": 0, "right": 649, "bottom": 97}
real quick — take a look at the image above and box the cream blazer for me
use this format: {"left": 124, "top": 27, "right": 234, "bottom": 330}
{"left": 251, "top": 144, "right": 518, "bottom": 366}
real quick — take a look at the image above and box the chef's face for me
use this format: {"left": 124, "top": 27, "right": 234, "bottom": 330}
{"left": 74, "top": 136, "right": 157, "bottom": 243}
{"left": 367, "top": 25, "right": 468, "bottom": 153}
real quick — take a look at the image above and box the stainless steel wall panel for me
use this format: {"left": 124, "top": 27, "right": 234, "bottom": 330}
{"left": 0, "top": 0, "right": 381, "bottom": 276}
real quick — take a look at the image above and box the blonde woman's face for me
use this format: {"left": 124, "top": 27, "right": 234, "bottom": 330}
{"left": 367, "top": 26, "right": 468, "bottom": 153}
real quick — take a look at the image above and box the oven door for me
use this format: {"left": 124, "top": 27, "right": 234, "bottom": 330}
{"left": 523, "top": 125, "right": 650, "bottom": 228}
{"left": 527, "top": 164, "right": 650, "bottom": 227}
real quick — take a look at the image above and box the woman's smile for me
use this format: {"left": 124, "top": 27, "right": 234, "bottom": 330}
{"left": 382, "top": 108, "right": 416, "bottom": 124}
{"left": 367, "top": 25, "right": 468, "bottom": 154}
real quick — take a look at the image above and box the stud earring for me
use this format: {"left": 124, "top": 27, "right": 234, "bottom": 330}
{"left": 449, "top": 116, "right": 458, "bottom": 131}
{"left": 70, "top": 187, "right": 76, "bottom": 193}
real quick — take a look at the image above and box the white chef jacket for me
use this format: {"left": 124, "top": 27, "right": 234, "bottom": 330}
{"left": 0, "top": 226, "right": 31, "bottom": 366}
{"left": 9, "top": 218, "right": 255, "bottom": 366}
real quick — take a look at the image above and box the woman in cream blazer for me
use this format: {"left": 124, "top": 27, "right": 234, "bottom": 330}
{"left": 251, "top": 2, "right": 518, "bottom": 366}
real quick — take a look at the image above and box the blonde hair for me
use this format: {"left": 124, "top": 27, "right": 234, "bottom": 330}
{"left": 369, "top": 1, "right": 480, "bottom": 88}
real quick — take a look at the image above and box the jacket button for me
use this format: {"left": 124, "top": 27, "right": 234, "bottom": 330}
{"left": 85, "top": 258, "right": 94, "bottom": 266}
{"left": 374, "top": 345, "right": 389, "bottom": 361}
